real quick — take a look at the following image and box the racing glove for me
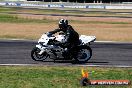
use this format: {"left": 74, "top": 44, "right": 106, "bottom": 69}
{"left": 46, "top": 32, "right": 52, "bottom": 37}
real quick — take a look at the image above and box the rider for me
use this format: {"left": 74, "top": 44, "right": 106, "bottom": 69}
{"left": 47, "top": 19, "right": 79, "bottom": 47}
{"left": 47, "top": 19, "right": 80, "bottom": 58}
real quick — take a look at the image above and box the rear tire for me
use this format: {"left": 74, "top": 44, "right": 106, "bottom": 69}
{"left": 31, "top": 47, "right": 48, "bottom": 61}
{"left": 74, "top": 45, "right": 92, "bottom": 63}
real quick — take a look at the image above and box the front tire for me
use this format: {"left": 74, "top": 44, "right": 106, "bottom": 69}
{"left": 74, "top": 45, "right": 92, "bottom": 63}
{"left": 31, "top": 47, "right": 48, "bottom": 61}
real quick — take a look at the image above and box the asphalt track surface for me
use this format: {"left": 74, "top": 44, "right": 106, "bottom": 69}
{"left": 2, "top": 11, "right": 132, "bottom": 18}
{"left": 0, "top": 40, "right": 132, "bottom": 67}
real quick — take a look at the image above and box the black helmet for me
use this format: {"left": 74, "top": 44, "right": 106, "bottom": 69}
{"left": 59, "top": 19, "right": 68, "bottom": 29}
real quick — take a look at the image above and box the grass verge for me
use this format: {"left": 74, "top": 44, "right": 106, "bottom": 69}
{"left": 0, "top": 14, "right": 55, "bottom": 23}
{"left": 0, "top": 7, "right": 132, "bottom": 41}
{"left": 0, "top": 66, "right": 131, "bottom": 88}
{"left": 0, "top": 14, "right": 130, "bottom": 24}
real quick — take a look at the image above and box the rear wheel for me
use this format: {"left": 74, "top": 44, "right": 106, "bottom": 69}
{"left": 74, "top": 46, "right": 92, "bottom": 63}
{"left": 31, "top": 47, "right": 48, "bottom": 61}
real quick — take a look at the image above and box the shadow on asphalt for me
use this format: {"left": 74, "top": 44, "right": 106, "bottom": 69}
{"left": 41, "top": 60, "right": 109, "bottom": 64}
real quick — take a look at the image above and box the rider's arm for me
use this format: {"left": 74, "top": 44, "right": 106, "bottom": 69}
{"left": 47, "top": 29, "right": 61, "bottom": 37}
{"left": 49, "top": 29, "right": 61, "bottom": 34}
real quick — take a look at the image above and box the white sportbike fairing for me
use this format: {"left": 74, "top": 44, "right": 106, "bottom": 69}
{"left": 31, "top": 33, "right": 96, "bottom": 63}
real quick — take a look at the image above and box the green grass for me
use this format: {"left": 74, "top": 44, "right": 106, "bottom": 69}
{"left": 0, "top": 7, "right": 131, "bottom": 24}
{"left": 0, "top": 66, "right": 131, "bottom": 88}
{"left": 0, "top": 7, "right": 11, "bottom": 12}
{"left": 0, "top": 14, "right": 55, "bottom": 23}
{"left": 0, "top": 14, "right": 130, "bottom": 24}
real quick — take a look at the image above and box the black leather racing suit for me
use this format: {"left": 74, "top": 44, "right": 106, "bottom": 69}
{"left": 48, "top": 25, "right": 79, "bottom": 48}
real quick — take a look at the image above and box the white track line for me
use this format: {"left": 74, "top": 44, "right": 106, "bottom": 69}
{"left": 1, "top": 39, "right": 132, "bottom": 43}
{"left": 0, "top": 64, "right": 132, "bottom": 68}
{"left": 76, "top": 64, "right": 132, "bottom": 68}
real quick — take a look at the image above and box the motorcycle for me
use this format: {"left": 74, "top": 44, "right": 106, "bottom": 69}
{"left": 31, "top": 33, "right": 96, "bottom": 63}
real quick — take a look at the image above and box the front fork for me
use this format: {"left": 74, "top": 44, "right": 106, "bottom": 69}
{"left": 36, "top": 44, "right": 46, "bottom": 55}
{"left": 36, "top": 44, "right": 50, "bottom": 60}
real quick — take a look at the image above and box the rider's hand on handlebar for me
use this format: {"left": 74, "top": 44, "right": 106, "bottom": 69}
{"left": 46, "top": 32, "right": 52, "bottom": 37}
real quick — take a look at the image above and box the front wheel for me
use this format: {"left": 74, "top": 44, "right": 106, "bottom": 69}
{"left": 31, "top": 47, "right": 48, "bottom": 61}
{"left": 74, "top": 45, "right": 92, "bottom": 63}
